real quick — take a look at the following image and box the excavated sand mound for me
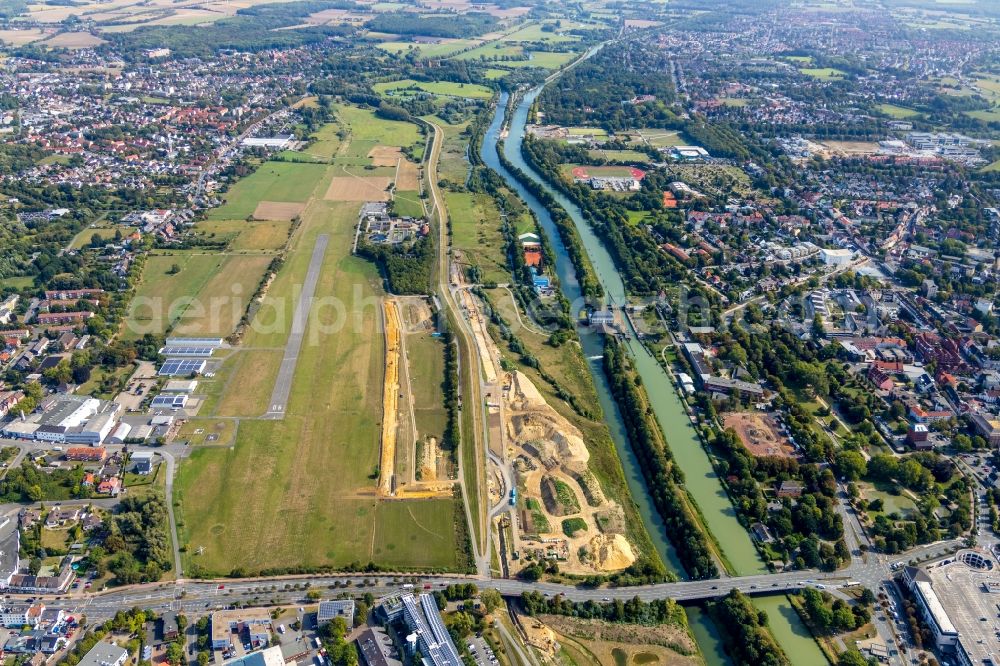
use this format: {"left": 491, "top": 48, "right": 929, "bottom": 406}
{"left": 588, "top": 533, "right": 636, "bottom": 571}
{"left": 507, "top": 371, "right": 589, "bottom": 465}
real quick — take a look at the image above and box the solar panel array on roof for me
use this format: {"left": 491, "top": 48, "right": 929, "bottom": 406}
{"left": 159, "top": 346, "right": 216, "bottom": 357}
{"left": 150, "top": 394, "right": 188, "bottom": 409}
{"left": 158, "top": 359, "right": 206, "bottom": 376}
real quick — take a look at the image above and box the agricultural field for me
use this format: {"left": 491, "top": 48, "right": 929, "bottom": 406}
{"left": 41, "top": 31, "right": 106, "bottom": 48}
{"left": 194, "top": 219, "right": 292, "bottom": 252}
{"left": 451, "top": 42, "right": 524, "bottom": 61}
{"left": 0, "top": 28, "right": 48, "bottom": 45}
{"left": 334, "top": 104, "right": 424, "bottom": 161}
{"left": 122, "top": 252, "right": 270, "bottom": 338}
{"left": 502, "top": 51, "right": 577, "bottom": 69}
{"left": 23, "top": 0, "right": 283, "bottom": 31}
{"left": 208, "top": 162, "right": 328, "bottom": 221}
{"left": 967, "top": 108, "right": 1000, "bottom": 122}
{"left": 500, "top": 22, "right": 580, "bottom": 44}
{"left": 373, "top": 79, "right": 494, "bottom": 100}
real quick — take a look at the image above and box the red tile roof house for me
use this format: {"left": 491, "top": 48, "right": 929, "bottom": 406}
{"left": 97, "top": 478, "right": 122, "bottom": 496}
{"left": 36, "top": 311, "right": 93, "bottom": 326}
{"left": 66, "top": 447, "right": 106, "bottom": 462}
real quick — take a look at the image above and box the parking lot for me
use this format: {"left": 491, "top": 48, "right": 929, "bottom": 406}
{"left": 466, "top": 635, "right": 498, "bottom": 666}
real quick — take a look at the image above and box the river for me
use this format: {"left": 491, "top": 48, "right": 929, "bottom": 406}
{"left": 481, "top": 85, "right": 829, "bottom": 664}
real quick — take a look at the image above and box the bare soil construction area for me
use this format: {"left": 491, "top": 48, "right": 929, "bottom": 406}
{"left": 723, "top": 411, "right": 795, "bottom": 458}
{"left": 505, "top": 370, "right": 637, "bottom": 574}
{"left": 324, "top": 175, "right": 392, "bottom": 201}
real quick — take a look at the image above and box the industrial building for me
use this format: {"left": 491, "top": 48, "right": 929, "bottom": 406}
{"left": 158, "top": 358, "right": 207, "bottom": 377}
{"left": 241, "top": 135, "right": 295, "bottom": 150}
{"left": 77, "top": 641, "right": 129, "bottom": 666}
{"left": 380, "top": 594, "right": 462, "bottom": 666}
{"left": 211, "top": 608, "right": 272, "bottom": 651}
{"left": 151, "top": 394, "right": 189, "bottom": 410}
{"left": 902, "top": 550, "right": 1000, "bottom": 666}
{"left": 0, "top": 394, "right": 120, "bottom": 444}
{"left": 221, "top": 646, "right": 286, "bottom": 666}
{"left": 317, "top": 599, "right": 355, "bottom": 629}
{"left": 165, "top": 337, "right": 224, "bottom": 348}
{"left": 164, "top": 380, "right": 198, "bottom": 393}
{"left": 158, "top": 346, "right": 217, "bottom": 358}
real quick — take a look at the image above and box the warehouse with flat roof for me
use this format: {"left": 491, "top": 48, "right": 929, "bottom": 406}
{"left": 0, "top": 395, "right": 120, "bottom": 444}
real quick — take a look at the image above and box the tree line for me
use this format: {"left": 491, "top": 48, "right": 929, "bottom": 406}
{"left": 707, "top": 590, "right": 789, "bottom": 666}
{"left": 604, "top": 338, "right": 718, "bottom": 579}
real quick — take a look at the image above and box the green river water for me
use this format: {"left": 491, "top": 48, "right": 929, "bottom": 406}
{"left": 482, "top": 79, "right": 827, "bottom": 665}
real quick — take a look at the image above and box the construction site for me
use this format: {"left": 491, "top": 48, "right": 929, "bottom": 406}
{"left": 377, "top": 296, "right": 455, "bottom": 500}
{"left": 452, "top": 285, "right": 639, "bottom": 576}
{"left": 722, "top": 411, "right": 796, "bottom": 458}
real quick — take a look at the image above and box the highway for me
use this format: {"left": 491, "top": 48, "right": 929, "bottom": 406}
{"left": 39, "top": 569, "right": 848, "bottom": 623}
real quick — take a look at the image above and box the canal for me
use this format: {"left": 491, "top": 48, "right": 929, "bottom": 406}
{"left": 480, "top": 92, "right": 686, "bottom": 578}
{"left": 481, "top": 82, "right": 828, "bottom": 665}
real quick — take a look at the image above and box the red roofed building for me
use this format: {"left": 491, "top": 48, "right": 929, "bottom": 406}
{"left": 66, "top": 447, "right": 106, "bottom": 462}
{"left": 36, "top": 311, "right": 93, "bottom": 326}
{"left": 97, "top": 478, "right": 122, "bottom": 495}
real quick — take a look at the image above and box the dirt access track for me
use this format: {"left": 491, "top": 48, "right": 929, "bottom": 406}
{"left": 379, "top": 299, "right": 401, "bottom": 496}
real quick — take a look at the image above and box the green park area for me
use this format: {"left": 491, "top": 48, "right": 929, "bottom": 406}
{"left": 373, "top": 79, "right": 494, "bottom": 100}
{"left": 877, "top": 103, "right": 921, "bottom": 119}
{"left": 799, "top": 67, "right": 847, "bottom": 80}
{"left": 446, "top": 191, "right": 509, "bottom": 285}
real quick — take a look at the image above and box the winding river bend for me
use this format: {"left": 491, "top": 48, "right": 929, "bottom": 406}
{"left": 482, "top": 85, "right": 827, "bottom": 664}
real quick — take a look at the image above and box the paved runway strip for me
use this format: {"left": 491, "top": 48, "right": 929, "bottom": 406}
{"left": 264, "top": 233, "right": 330, "bottom": 418}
